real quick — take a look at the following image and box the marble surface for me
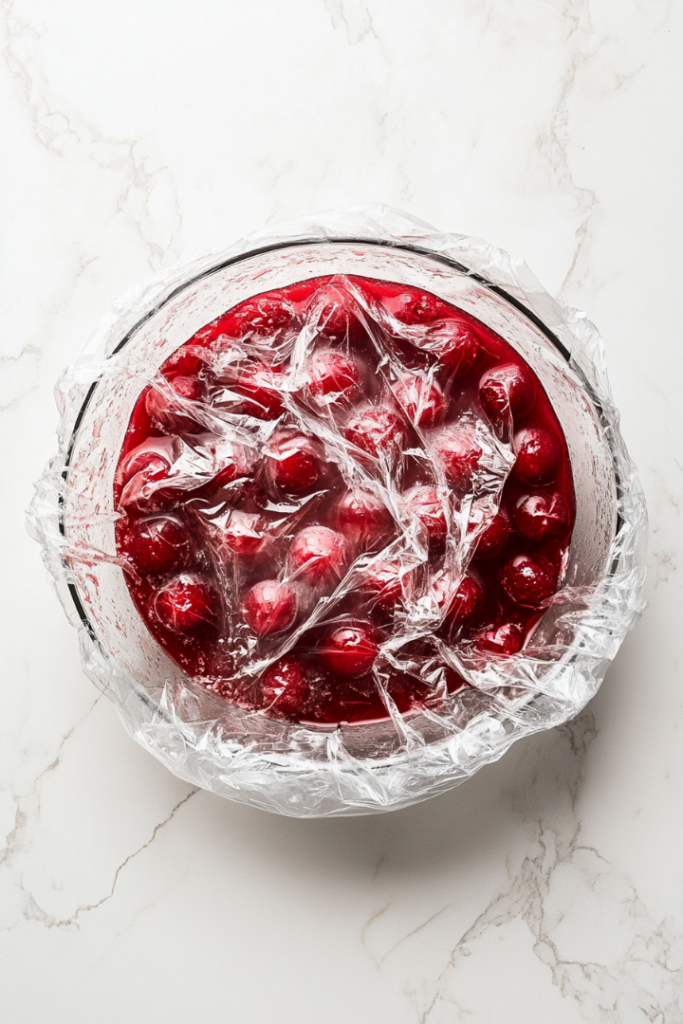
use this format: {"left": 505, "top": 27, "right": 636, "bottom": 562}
{"left": 1, "top": 1, "right": 681, "bottom": 1020}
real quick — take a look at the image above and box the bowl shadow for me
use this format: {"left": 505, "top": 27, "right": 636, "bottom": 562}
{"left": 189, "top": 704, "right": 600, "bottom": 889}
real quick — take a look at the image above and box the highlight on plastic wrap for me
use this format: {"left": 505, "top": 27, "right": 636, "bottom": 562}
{"left": 27, "top": 205, "right": 647, "bottom": 817}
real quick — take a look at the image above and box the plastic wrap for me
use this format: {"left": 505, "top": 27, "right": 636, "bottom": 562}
{"left": 27, "top": 206, "right": 647, "bottom": 817}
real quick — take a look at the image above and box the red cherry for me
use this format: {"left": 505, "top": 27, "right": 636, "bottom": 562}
{"left": 308, "top": 349, "right": 362, "bottom": 403}
{"left": 120, "top": 461, "right": 173, "bottom": 511}
{"left": 120, "top": 441, "right": 177, "bottom": 487}
{"left": 475, "top": 622, "right": 524, "bottom": 656}
{"left": 225, "top": 365, "right": 285, "bottom": 420}
{"left": 196, "top": 439, "right": 253, "bottom": 500}
{"left": 321, "top": 623, "right": 379, "bottom": 677}
{"left": 344, "top": 407, "right": 407, "bottom": 462}
{"left": 125, "top": 516, "right": 191, "bottom": 577}
{"left": 514, "top": 492, "right": 570, "bottom": 543}
{"left": 162, "top": 348, "right": 209, "bottom": 380}
{"left": 118, "top": 440, "right": 179, "bottom": 511}
{"left": 472, "top": 507, "right": 513, "bottom": 559}
{"left": 233, "top": 296, "right": 298, "bottom": 338}
{"left": 391, "top": 289, "right": 447, "bottom": 324}
{"left": 266, "top": 432, "right": 323, "bottom": 494}
{"left": 433, "top": 573, "right": 483, "bottom": 628}
{"left": 259, "top": 656, "right": 311, "bottom": 719}
{"left": 154, "top": 576, "right": 219, "bottom": 637}
{"left": 289, "top": 526, "right": 348, "bottom": 586}
{"left": 361, "top": 562, "right": 408, "bottom": 613}
{"left": 447, "top": 576, "right": 484, "bottom": 627}
{"left": 219, "top": 511, "right": 268, "bottom": 560}
{"left": 434, "top": 320, "right": 480, "bottom": 377}
{"left": 309, "top": 289, "right": 366, "bottom": 345}
{"left": 500, "top": 554, "right": 559, "bottom": 608}
{"left": 403, "top": 485, "right": 448, "bottom": 551}
{"left": 433, "top": 425, "right": 482, "bottom": 489}
{"left": 393, "top": 372, "right": 445, "bottom": 428}
{"left": 197, "top": 311, "right": 242, "bottom": 345}
{"left": 335, "top": 489, "right": 393, "bottom": 549}
{"left": 479, "top": 363, "right": 535, "bottom": 424}
{"left": 146, "top": 375, "right": 207, "bottom": 435}
{"left": 243, "top": 580, "right": 297, "bottom": 637}
{"left": 513, "top": 428, "right": 560, "bottom": 485}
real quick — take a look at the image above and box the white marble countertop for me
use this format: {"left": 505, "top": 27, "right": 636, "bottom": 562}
{"left": 2, "top": 2, "right": 681, "bottom": 1021}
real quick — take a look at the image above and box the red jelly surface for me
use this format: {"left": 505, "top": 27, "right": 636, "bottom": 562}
{"left": 114, "top": 275, "right": 575, "bottom": 726}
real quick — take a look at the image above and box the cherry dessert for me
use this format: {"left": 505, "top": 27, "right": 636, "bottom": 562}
{"left": 114, "top": 274, "right": 575, "bottom": 725}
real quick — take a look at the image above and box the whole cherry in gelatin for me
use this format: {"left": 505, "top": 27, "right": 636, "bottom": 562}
{"left": 435, "top": 319, "right": 480, "bottom": 378}
{"left": 120, "top": 459, "right": 174, "bottom": 512}
{"left": 500, "top": 553, "right": 559, "bottom": 608}
{"left": 479, "top": 363, "right": 535, "bottom": 425}
{"left": 259, "top": 655, "right": 311, "bottom": 719}
{"left": 154, "top": 576, "right": 218, "bottom": 637}
{"left": 514, "top": 492, "right": 569, "bottom": 544}
{"left": 266, "top": 432, "right": 323, "bottom": 495}
{"left": 391, "top": 289, "right": 447, "bottom": 325}
{"left": 433, "top": 573, "right": 483, "bottom": 629}
{"left": 361, "top": 562, "right": 408, "bottom": 613}
{"left": 475, "top": 622, "right": 524, "bottom": 656}
{"left": 513, "top": 428, "right": 560, "bottom": 485}
{"left": 289, "top": 526, "right": 348, "bottom": 586}
{"left": 162, "top": 348, "right": 209, "bottom": 381}
{"left": 197, "top": 440, "right": 253, "bottom": 501}
{"left": 125, "top": 516, "right": 191, "bottom": 578}
{"left": 242, "top": 580, "right": 297, "bottom": 637}
{"left": 321, "top": 623, "right": 380, "bottom": 678}
{"left": 393, "top": 372, "right": 445, "bottom": 428}
{"left": 146, "top": 375, "right": 207, "bottom": 435}
{"left": 433, "top": 425, "right": 482, "bottom": 490}
{"left": 309, "top": 287, "right": 365, "bottom": 345}
{"left": 233, "top": 295, "right": 298, "bottom": 338}
{"left": 335, "top": 489, "right": 393, "bottom": 550}
{"left": 120, "top": 438, "right": 179, "bottom": 487}
{"left": 229, "top": 364, "right": 285, "bottom": 420}
{"left": 345, "top": 406, "right": 408, "bottom": 463}
{"left": 444, "top": 575, "right": 484, "bottom": 628}
{"left": 118, "top": 440, "right": 180, "bottom": 512}
{"left": 305, "top": 284, "right": 366, "bottom": 348}
{"left": 308, "top": 349, "right": 362, "bottom": 403}
{"left": 472, "top": 507, "right": 513, "bottom": 559}
{"left": 403, "top": 485, "right": 448, "bottom": 552}
{"left": 219, "top": 511, "right": 268, "bottom": 560}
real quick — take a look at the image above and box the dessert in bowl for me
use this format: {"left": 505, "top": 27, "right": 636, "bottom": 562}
{"left": 38, "top": 212, "right": 641, "bottom": 816}
{"left": 112, "top": 271, "right": 579, "bottom": 728}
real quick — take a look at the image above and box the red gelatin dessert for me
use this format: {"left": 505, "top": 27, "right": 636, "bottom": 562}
{"left": 113, "top": 275, "right": 576, "bottom": 726}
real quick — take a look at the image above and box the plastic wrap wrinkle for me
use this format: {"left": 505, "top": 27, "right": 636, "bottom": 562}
{"left": 28, "top": 205, "right": 647, "bottom": 817}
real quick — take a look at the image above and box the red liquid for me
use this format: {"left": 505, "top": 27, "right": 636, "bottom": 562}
{"left": 114, "top": 275, "right": 575, "bottom": 725}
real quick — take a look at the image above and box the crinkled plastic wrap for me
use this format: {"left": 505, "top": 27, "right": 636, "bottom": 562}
{"left": 27, "top": 206, "right": 647, "bottom": 817}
